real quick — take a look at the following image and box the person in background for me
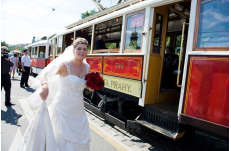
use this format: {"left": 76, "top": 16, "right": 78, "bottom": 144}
{"left": 163, "top": 46, "right": 178, "bottom": 71}
{"left": 95, "top": 34, "right": 108, "bottom": 49}
{"left": 17, "top": 54, "right": 23, "bottom": 75}
{"left": 10, "top": 54, "right": 18, "bottom": 79}
{"left": 1, "top": 46, "right": 15, "bottom": 106}
{"left": 20, "top": 50, "right": 32, "bottom": 88}
{"left": 161, "top": 46, "right": 179, "bottom": 88}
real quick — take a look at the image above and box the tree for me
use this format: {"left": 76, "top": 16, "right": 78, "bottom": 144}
{"left": 17, "top": 46, "right": 25, "bottom": 52}
{"left": 81, "top": 9, "right": 96, "bottom": 19}
{"left": 1, "top": 41, "right": 8, "bottom": 47}
{"left": 49, "top": 34, "right": 56, "bottom": 40}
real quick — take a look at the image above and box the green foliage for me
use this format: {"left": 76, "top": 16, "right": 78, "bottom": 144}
{"left": 17, "top": 46, "right": 25, "bottom": 52}
{"left": 81, "top": 9, "right": 95, "bottom": 19}
{"left": 105, "top": 43, "right": 116, "bottom": 49}
{"left": 49, "top": 34, "right": 57, "bottom": 40}
{"left": 125, "top": 41, "right": 138, "bottom": 50}
{"left": 175, "top": 35, "right": 182, "bottom": 47}
{"left": 166, "top": 37, "right": 170, "bottom": 47}
{"left": 1, "top": 41, "right": 8, "bottom": 47}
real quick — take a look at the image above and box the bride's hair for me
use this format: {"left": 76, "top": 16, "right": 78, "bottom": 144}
{"left": 73, "top": 37, "right": 88, "bottom": 49}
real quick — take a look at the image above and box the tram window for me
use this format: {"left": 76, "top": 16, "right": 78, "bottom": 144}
{"left": 28, "top": 47, "right": 31, "bottom": 58}
{"left": 124, "top": 10, "right": 145, "bottom": 53}
{"left": 63, "top": 32, "right": 74, "bottom": 51}
{"left": 152, "top": 14, "right": 163, "bottom": 54}
{"left": 51, "top": 38, "right": 57, "bottom": 58}
{"left": 31, "top": 47, "right": 34, "bottom": 58}
{"left": 93, "top": 16, "right": 122, "bottom": 53}
{"left": 57, "top": 36, "right": 62, "bottom": 56}
{"left": 197, "top": 0, "right": 229, "bottom": 47}
{"left": 34, "top": 47, "right": 38, "bottom": 58}
{"left": 75, "top": 26, "right": 92, "bottom": 53}
{"left": 105, "top": 42, "right": 117, "bottom": 49}
{"left": 38, "top": 46, "right": 45, "bottom": 58}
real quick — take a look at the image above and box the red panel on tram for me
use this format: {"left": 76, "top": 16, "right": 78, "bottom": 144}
{"left": 103, "top": 56, "right": 143, "bottom": 80}
{"left": 46, "top": 59, "right": 51, "bottom": 66}
{"left": 86, "top": 57, "right": 103, "bottom": 73}
{"left": 183, "top": 56, "right": 229, "bottom": 127}
{"left": 37, "top": 59, "right": 46, "bottom": 68}
{"left": 31, "top": 58, "right": 37, "bottom": 67}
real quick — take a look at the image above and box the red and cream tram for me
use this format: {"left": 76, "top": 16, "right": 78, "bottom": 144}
{"left": 50, "top": 0, "right": 229, "bottom": 140}
{"left": 25, "top": 40, "right": 52, "bottom": 75}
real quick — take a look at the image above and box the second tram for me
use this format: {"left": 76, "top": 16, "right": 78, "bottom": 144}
{"left": 25, "top": 40, "right": 51, "bottom": 75}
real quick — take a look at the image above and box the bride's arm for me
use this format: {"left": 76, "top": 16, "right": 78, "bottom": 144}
{"left": 39, "top": 63, "right": 66, "bottom": 100}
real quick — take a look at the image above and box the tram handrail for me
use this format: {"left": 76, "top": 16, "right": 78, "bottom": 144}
{"left": 177, "top": 22, "right": 189, "bottom": 87}
{"left": 143, "top": 27, "right": 152, "bottom": 83}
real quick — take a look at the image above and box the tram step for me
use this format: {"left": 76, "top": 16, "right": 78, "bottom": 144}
{"left": 136, "top": 120, "right": 185, "bottom": 140}
{"left": 83, "top": 100, "right": 126, "bottom": 130}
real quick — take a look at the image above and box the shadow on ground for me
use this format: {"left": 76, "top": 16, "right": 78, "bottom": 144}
{"left": 1, "top": 106, "right": 22, "bottom": 126}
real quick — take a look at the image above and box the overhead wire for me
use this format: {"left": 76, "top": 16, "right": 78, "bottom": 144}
{"left": 29, "top": 0, "right": 78, "bottom": 13}
{"left": 21, "top": 0, "right": 67, "bottom": 39}
{"left": 29, "top": 0, "right": 54, "bottom": 10}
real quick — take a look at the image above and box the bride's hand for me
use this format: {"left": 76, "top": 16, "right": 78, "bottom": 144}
{"left": 39, "top": 84, "right": 49, "bottom": 101}
{"left": 87, "top": 87, "right": 94, "bottom": 92}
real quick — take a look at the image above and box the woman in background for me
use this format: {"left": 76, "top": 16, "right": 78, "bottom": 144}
{"left": 10, "top": 54, "right": 18, "bottom": 79}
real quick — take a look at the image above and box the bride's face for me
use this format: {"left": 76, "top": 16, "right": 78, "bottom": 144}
{"left": 73, "top": 44, "right": 88, "bottom": 59}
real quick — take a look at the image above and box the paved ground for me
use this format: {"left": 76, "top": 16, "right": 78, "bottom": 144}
{"left": 1, "top": 73, "right": 163, "bottom": 151}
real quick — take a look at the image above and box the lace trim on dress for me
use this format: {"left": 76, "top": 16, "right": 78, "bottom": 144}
{"left": 85, "top": 63, "right": 90, "bottom": 74}
{"left": 64, "top": 61, "right": 71, "bottom": 75}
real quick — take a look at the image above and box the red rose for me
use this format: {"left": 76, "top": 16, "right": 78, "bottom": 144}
{"left": 85, "top": 72, "right": 104, "bottom": 90}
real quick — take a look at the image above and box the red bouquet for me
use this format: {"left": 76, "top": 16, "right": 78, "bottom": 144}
{"left": 85, "top": 72, "right": 104, "bottom": 90}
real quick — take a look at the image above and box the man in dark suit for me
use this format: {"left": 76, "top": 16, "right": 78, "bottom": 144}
{"left": 95, "top": 34, "right": 108, "bottom": 49}
{"left": 1, "top": 46, "right": 15, "bottom": 106}
{"left": 20, "top": 50, "right": 32, "bottom": 88}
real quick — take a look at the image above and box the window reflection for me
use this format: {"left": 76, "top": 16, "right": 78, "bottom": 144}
{"left": 124, "top": 12, "right": 144, "bottom": 52}
{"left": 197, "top": 0, "right": 229, "bottom": 47}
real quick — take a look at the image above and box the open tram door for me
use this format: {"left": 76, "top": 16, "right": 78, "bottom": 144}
{"left": 135, "top": 2, "right": 191, "bottom": 139}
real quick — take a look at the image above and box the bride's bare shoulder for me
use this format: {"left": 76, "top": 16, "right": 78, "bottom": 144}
{"left": 56, "top": 63, "right": 68, "bottom": 75}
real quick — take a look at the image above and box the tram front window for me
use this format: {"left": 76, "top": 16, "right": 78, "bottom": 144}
{"left": 93, "top": 16, "right": 122, "bottom": 53}
{"left": 38, "top": 46, "right": 45, "bottom": 58}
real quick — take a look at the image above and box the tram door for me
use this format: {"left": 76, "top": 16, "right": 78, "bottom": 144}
{"left": 145, "top": 3, "right": 189, "bottom": 105}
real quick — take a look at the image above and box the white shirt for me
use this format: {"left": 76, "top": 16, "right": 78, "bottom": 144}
{"left": 21, "top": 55, "right": 31, "bottom": 67}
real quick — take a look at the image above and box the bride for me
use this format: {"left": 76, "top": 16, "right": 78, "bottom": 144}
{"left": 18, "top": 38, "right": 94, "bottom": 151}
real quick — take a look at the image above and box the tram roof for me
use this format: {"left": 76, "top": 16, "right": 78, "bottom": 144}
{"left": 52, "top": 0, "right": 182, "bottom": 40}
{"left": 65, "top": 0, "right": 142, "bottom": 30}
{"left": 25, "top": 40, "right": 49, "bottom": 48}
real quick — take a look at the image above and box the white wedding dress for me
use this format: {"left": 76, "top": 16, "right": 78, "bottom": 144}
{"left": 18, "top": 61, "right": 91, "bottom": 151}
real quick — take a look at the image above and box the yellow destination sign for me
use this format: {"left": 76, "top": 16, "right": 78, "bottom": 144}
{"left": 102, "top": 75, "right": 142, "bottom": 97}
